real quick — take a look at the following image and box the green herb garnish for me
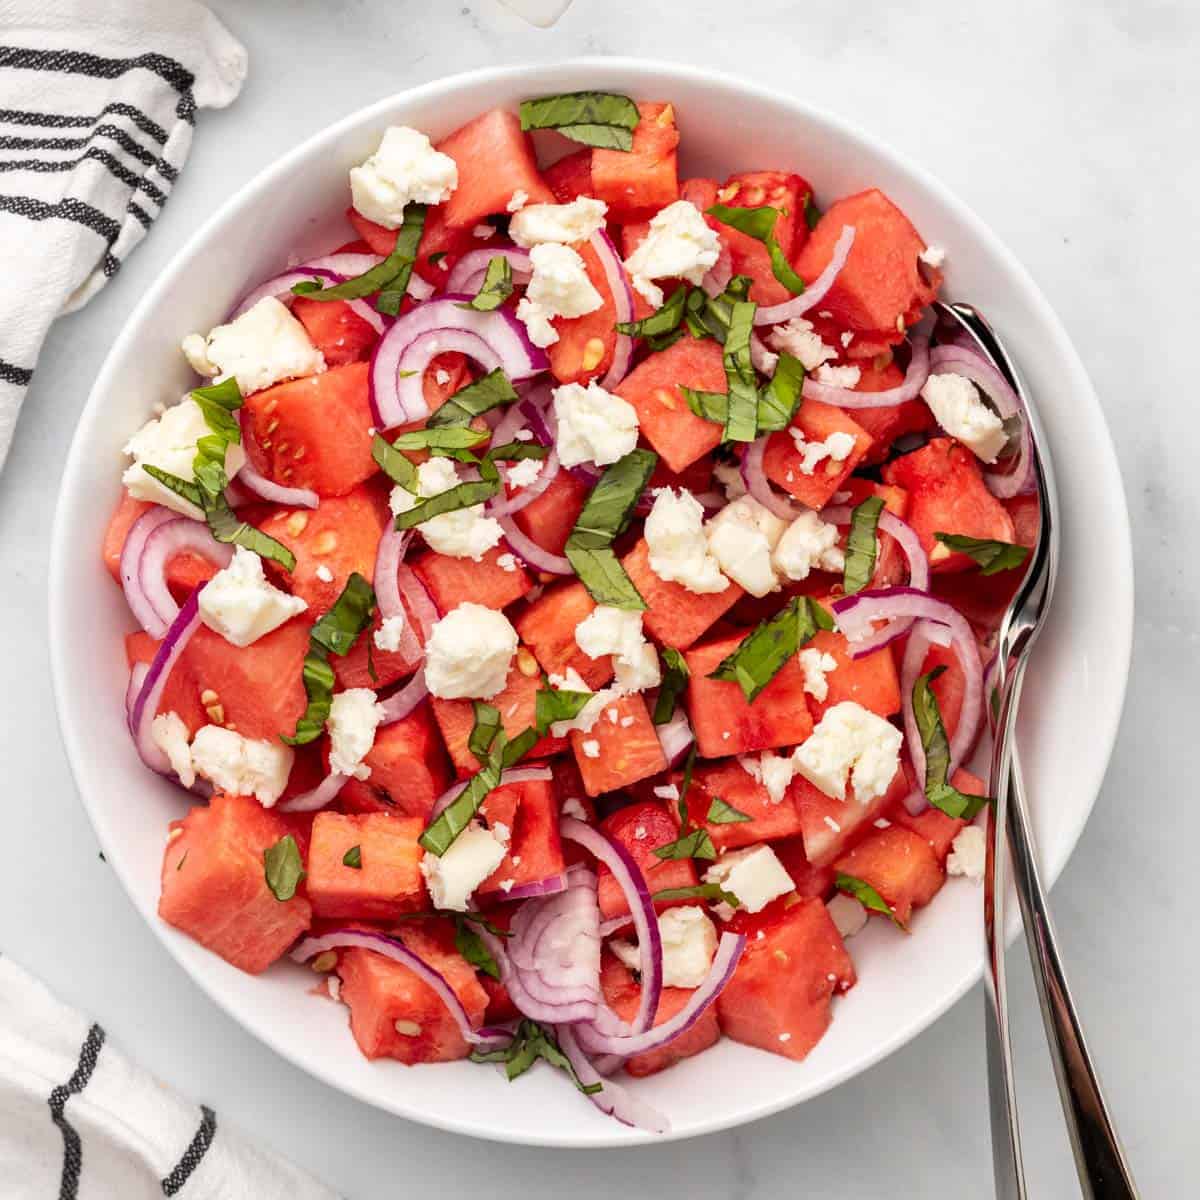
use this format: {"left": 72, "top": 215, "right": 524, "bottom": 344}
{"left": 372, "top": 432, "right": 419, "bottom": 493}
{"left": 459, "top": 255, "right": 513, "bottom": 313}
{"left": 616, "top": 286, "right": 689, "bottom": 341}
{"left": 342, "top": 846, "right": 362, "bottom": 870}
{"left": 454, "top": 915, "right": 501, "bottom": 980}
{"left": 933, "top": 533, "right": 1031, "bottom": 576}
{"left": 470, "top": 1019, "right": 602, "bottom": 1094}
{"left": 427, "top": 369, "right": 519, "bottom": 429}
{"left": 706, "top": 796, "right": 752, "bottom": 824}
{"left": 651, "top": 882, "right": 740, "bottom": 908}
{"left": 535, "top": 686, "right": 592, "bottom": 735}
{"left": 842, "top": 496, "right": 884, "bottom": 596}
{"left": 836, "top": 872, "right": 904, "bottom": 929}
{"left": 652, "top": 647, "right": 690, "bottom": 725}
{"left": 654, "top": 746, "right": 717, "bottom": 862}
{"left": 392, "top": 478, "right": 499, "bottom": 530}
{"left": 519, "top": 91, "right": 640, "bottom": 152}
{"left": 708, "top": 204, "right": 806, "bottom": 295}
{"left": 912, "top": 667, "right": 991, "bottom": 819}
{"left": 264, "top": 835, "right": 305, "bottom": 901}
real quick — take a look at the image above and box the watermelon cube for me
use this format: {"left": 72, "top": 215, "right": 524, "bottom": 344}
{"left": 591, "top": 101, "right": 679, "bottom": 222}
{"left": 543, "top": 148, "right": 593, "bottom": 204}
{"left": 569, "top": 693, "right": 667, "bottom": 797}
{"left": 306, "top": 812, "right": 426, "bottom": 921}
{"left": 762, "top": 399, "right": 873, "bottom": 511}
{"left": 413, "top": 546, "right": 532, "bottom": 615}
{"left": 596, "top": 800, "right": 698, "bottom": 925}
{"left": 794, "top": 761, "right": 909, "bottom": 867}
{"left": 512, "top": 468, "right": 590, "bottom": 557}
{"left": 680, "top": 759, "right": 805, "bottom": 851}
{"left": 475, "top": 779, "right": 566, "bottom": 903}
{"left": 833, "top": 825, "right": 944, "bottom": 926}
{"left": 513, "top": 580, "right": 613, "bottom": 689}
{"left": 338, "top": 703, "right": 452, "bottom": 819}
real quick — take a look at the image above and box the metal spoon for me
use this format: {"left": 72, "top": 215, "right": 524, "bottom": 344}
{"left": 932, "top": 301, "right": 1140, "bottom": 1199}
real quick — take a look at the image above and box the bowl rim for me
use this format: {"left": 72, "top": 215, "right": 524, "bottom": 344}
{"left": 49, "top": 55, "right": 1133, "bottom": 1148}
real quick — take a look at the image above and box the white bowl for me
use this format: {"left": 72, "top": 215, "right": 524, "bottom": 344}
{"left": 49, "top": 58, "right": 1133, "bottom": 1147}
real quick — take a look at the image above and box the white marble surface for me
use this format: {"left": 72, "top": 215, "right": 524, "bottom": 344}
{"left": 0, "top": 0, "right": 1195, "bottom": 1194}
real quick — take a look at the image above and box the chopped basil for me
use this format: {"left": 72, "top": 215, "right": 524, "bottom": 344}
{"left": 654, "top": 746, "right": 717, "bottom": 862}
{"left": 468, "top": 700, "right": 503, "bottom": 765}
{"left": 454, "top": 915, "right": 500, "bottom": 980}
{"left": 652, "top": 647, "right": 690, "bottom": 724}
{"left": 190, "top": 376, "right": 244, "bottom": 491}
{"left": 342, "top": 846, "right": 362, "bottom": 870}
{"left": 459, "top": 255, "right": 513, "bottom": 313}
{"left": 487, "top": 442, "right": 549, "bottom": 465}
{"left": 912, "top": 667, "right": 991, "bottom": 819}
{"left": 502, "top": 727, "right": 539, "bottom": 765}
{"left": 842, "top": 495, "right": 884, "bottom": 596}
{"left": 933, "top": 533, "right": 1031, "bottom": 576}
{"left": 706, "top": 796, "right": 751, "bottom": 824}
{"left": 652, "top": 882, "right": 740, "bottom": 908}
{"left": 708, "top": 204, "right": 806, "bottom": 295}
{"left": 390, "top": 427, "right": 490, "bottom": 453}
{"left": 836, "top": 872, "right": 904, "bottom": 929}
{"left": 682, "top": 388, "right": 730, "bottom": 426}
{"left": 392, "top": 479, "right": 499, "bottom": 530}
{"left": 264, "top": 835, "right": 305, "bottom": 901}
{"left": 563, "top": 545, "right": 645, "bottom": 610}
{"left": 720, "top": 299, "right": 760, "bottom": 443}
{"left": 371, "top": 432, "right": 419, "bottom": 492}
{"left": 535, "top": 686, "right": 591, "bottom": 735}
{"left": 427, "top": 369, "right": 519, "bottom": 429}
{"left": 470, "top": 1019, "right": 602, "bottom": 1094}
{"left": 686, "top": 275, "right": 752, "bottom": 344}
{"left": 708, "top": 596, "right": 832, "bottom": 703}
{"left": 616, "top": 286, "right": 689, "bottom": 340}
{"left": 803, "top": 193, "right": 822, "bottom": 231}
{"left": 283, "top": 573, "right": 376, "bottom": 746}
{"left": 755, "top": 352, "right": 805, "bottom": 432}
{"left": 519, "top": 91, "right": 640, "bottom": 152}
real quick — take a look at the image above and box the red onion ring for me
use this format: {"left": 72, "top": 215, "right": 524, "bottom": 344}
{"left": 396, "top": 564, "right": 438, "bottom": 635}
{"left": 502, "top": 872, "right": 569, "bottom": 901}
{"left": 372, "top": 526, "right": 423, "bottom": 665}
{"left": 445, "top": 245, "right": 533, "bottom": 294}
{"left": 496, "top": 513, "right": 573, "bottom": 575}
{"left": 291, "top": 928, "right": 511, "bottom": 1049}
{"left": 801, "top": 329, "right": 931, "bottom": 408}
{"left": 589, "top": 230, "right": 635, "bottom": 390}
{"left": 749, "top": 331, "right": 778, "bottom": 376}
{"left": 740, "top": 435, "right": 800, "bottom": 522}
{"left": 120, "top": 505, "right": 179, "bottom": 632}
{"left": 378, "top": 668, "right": 429, "bottom": 726}
{"left": 754, "top": 225, "right": 855, "bottom": 326}
{"left": 236, "top": 411, "right": 320, "bottom": 509}
{"left": 556, "top": 1025, "right": 670, "bottom": 1133}
{"left": 655, "top": 708, "right": 694, "bottom": 768}
{"left": 228, "top": 267, "right": 340, "bottom": 320}
{"left": 701, "top": 242, "right": 733, "bottom": 299}
{"left": 487, "top": 450, "right": 559, "bottom": 519}
{"left": 278, "top": 771, "right": 349, "bottom": 814}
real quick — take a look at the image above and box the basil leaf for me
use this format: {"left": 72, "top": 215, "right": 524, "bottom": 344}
{"left": 471, "top": 1020, "right": 602, "bottom": 1095}
{"left": 519, "top": 91, "right": 639, "bottom": 152}
{"left": 264, "top": 835, "right": 305, "bottom": 901}
{"left": 933, "top": 533, "right": 1031, "bottom": 576}
{"left": 654, "top": 827, "right": 717, "bottom": 862}
{"left": 190, "top": 376, "right": 244, "bottom": 477}
{"left": 706, "top": 796, "right": 752, "bottom": 824}
{"left": 501, "top": 726, "right": 539, "bottom": 766}
{"left": 842, "top": 496, "right": 884, "bottom": 596}
{"left": 721, "top": 299, "right": 760, "bottom": 442}
{"left": 487, "top": 442, "right": 549, "bottom": 464}
{"left": 912, "top": 667, "right": 991, "bottom": 820}
{"left": 836, "top": 872, "right": 904, "bottom": 930}
{"left": 682, "top": 388, "right": 730, "bottom": 426}
{"left": 687, "top": 275, "right": 753, "bottom": 344}
{"left": 535, "top": 687, "right": 592, "bottom": 735}
{"left": 202, "top": 488, "right": 297, "bottom": 571}
{"left": 646, "top": 327, "right": 685, "bottom": 353}
{"left": 756, "top": 352, "right": 805, "bottom": 432}
{"left": 616, "top": 287, "right": 688, "bottom": 340}
{"left": 459, "top": 255, "right": 513, "bottom": 313}
{"left": 454, "top": 915, "right": 500, "bottom": 980}
{"left": 652, "top": 647, "right": 690, "bottom": 725}
{"left": 468, "top": 701, "right": 502, "bottom": 765}
{"left": 556, "top": 122, "right": 634, "bottom": 151}
{"left": 343, "top": 846, "right": 362, "bottom": 869}
{"left": 283, "top": 652, "right": 337, "bottom": 746}
{"left": 420, "top": 748, "right": 504, "bottom": 856}
{"left": 427, "top": 369, "right": 519, "bottom": 429}
{"left": 679, "top": 742, "right": 697, "bottom": 812}
{"left": 391, "top": 427, "right": 490, "bottom": 452}
{"left": 652, "top": 882, "right": 740, "bottom": 908}
{"left": 564, "top": 545, "right": 646, "bottom": 611}
{"left": 803, "top": 193, "right": 821, "bottom": 231}
{"left": 708, "top": 204, "right": 805, "bottom": 295}
{"left": 372, "top": 432, "right": 419, "bottom": 492}
{"left": 141, "top": 464, "right": 202, "bottom": 511}
{"left": 708, "top": 596, "right": 827, "bottom": 703}
{"left": 392, "top": 480, "right": 500, "bottom": 530}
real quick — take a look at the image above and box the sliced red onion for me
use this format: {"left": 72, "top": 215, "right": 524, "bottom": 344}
{"left": 445, "top": 245, "right": 532, "bottom": 294}
{"left": 291, "top": 928, "right": 511, "bottom": 1049}
{"left": 378, "top": 668, "right": 429, "bottom": 725}
{"left": 655, "top": 708, "right": 694, "bottom": 768}
{"left": 803, "top": 329, "right": 931, "bottom": 409}
{"left": 556, "top": 1025, "right": 670, "bottom": 1134}
{"left": 372, "top": 526, "right": 423, "bottom": 664}
{"left": 125, "top": 661, "right": 149, "bottom": 716}
{"left": 229, "top": 267, "right": 340, "bottom": 320}
{"left": 298, "top": 252, "right": 382, "bottom": 277}
{"left": 369, "top": 297, "right": 548, "bottom": 429}
{"left": 509, "top": 870, "right": 601, "bottom": 1006}
{"left": 741, "top": 436, "right": 800, "bottom": 522}
{"left": 489, "top": 449, "right": 559, "bottom": 519}
{"left": 236, "top": 411, "right": 320, "bottom": 509}
{"left": 517, "top": 386, "right": 556, "bottom": 446}
{"left": 490, "top": 393, "right": 533, "bottom": 448}
{"left": 502, "top": 872, "right": 569, "bottom": 901}
{"left": 590, "top": 230, "right": 635, "bottom": 389}
{"left": 701, "top": 241, "right": 732, "bottom": 299}
{"left": 484, "top": 929, "right": 600, "bottom": 1026}
{"left": 120, "top": 505, "right": 179, "bottom": 632}
{"left": 496, "top": 513, "right": 573, "bottom": 575}
{"left": 278, "top": 772, "right": 349, "bottom": 814}
{"left": 750, "top": 331, "right": 778, "bottom": 376}
{"left": 754, "top": 225, "right": 855, "bottom": 326}
{"left": 397, "top": 564, "right": 438, "bottom": 637}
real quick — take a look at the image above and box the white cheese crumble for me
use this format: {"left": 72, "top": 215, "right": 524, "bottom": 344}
{"left": 509, "top": 196, "right": 607, "bottom": 248}
{"left": 622, "top": 200, "right": 721, "bottom": 308}
{"left": 610, "top": 906, "right": 718, "bottom": 989}
{"left": 349, "top": 125, "right": 457, "bottom": 230}
{"left": 814, "top": 363, "right": 862, "bottom": 389}
{"left": 574, "top": 606, "right": 660, "bottom": 696}
{"left": 516, "top": 242, "right": 603, "bottom": 348}
{"left": 653, "top": 783, "right": 680, "bottom": 802}
{"left": 151, "top": 712, "right": 195, "bottom": 787}
{"left": 505, "top": 456, "right": 543, "bottom": 489}
{"left": 920, "top": 372, "right": 1007, "bottom": 464}
{"left": 507, "top": 188, "right": 529, "bottom": 213}
{"left": 374, "top": 613, "right": 407, "bottom": 653}
{"left": 326, "top": 688, "right": 385, "bottom": 780}
{"left": 827, "top": 893, "right": 869, "bottom": 938}
{"left": 182, "top": 296, "right": 325, "bottom": 397}
{"left": 424, "top": 603, "right": 519, "bottom": 699}
{"left": 768, "top": 317, "right": 837, "bottom": 371}
{"left": 798, "top": 647, "right": 838, "bottom": 702}
{"left": 198, "top": 547, "right": 307, "bottom": 647}
{"left": 739, "top": 751, "right": 797, "bottom": 804}
{"left": 420, "top": 820, "right": 508, "bottom": 911}
{"left": 787, "top": 428, "right": 857, "bottom": 475}
{"left": 644, "top": 488, "right": 729, "bottom": 595}
{"left": 189, "top": 725, "right": 294, "bottom": 807}
{"left": 122, "top": 396, "right": 247, "bottom": 519}
{"left": 496, "top": 553, "right": 518, "bottom": 573}
{"left": 705, "top": 495, "right": 787, "bottom": 597}
{"left": 389, "top": 457, "right": 503, "bottom": 561}
{"left": 947, "top": 824, "right": 986, "bottom": 882}
{"left": 314, "top": 564, "right": 334, "bottom": 583}
{"left": 581, "top": 739, "right": 600, "bottom": 759}
{"left": 792, "top": 701, "right": 903, "bottom": 803}
{"left": 614, "top": 641, "right": 661, "bottom": 693}
{"left": 704, "top": 844, "right": 794, "bottom": 920}
{"left": 919, "top": 244, "right": 946, "bottom": 269}
{"left": 552, "top": 380, "right": 639, "bottom": 469}
{"left": 771, "top": 509, "right": 845, "bottom": 581}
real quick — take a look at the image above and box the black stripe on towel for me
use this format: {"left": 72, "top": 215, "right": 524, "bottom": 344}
{"left": 47, "top": 1022, "right": 106, "bottom": 1200}
{"left": 0, "top": 147, "right": 168, "bottom": 205}
{"left": 0, "top": 102, "right": 169, "bottom": 143}
{"left": 0, "top": 194, "right": 121, "bottom": 244}
{"left": 0, "top": 359, "right": 33, "bottom": 386}
{"left": 161, "top": 1105, "right": 217, "bottom": 1196}
{"left": 0, "top": 46, "right": 193, "bottom": 95}
{"left": 0, "top": 123, "right": 160, "bottom": 168}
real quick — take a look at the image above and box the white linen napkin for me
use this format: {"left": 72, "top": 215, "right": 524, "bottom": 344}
{"left": 0, "top": 955, "right": 340, "bottom": 1199}
{"left": 0, "top": 0, "right": 247, "bottom": 472}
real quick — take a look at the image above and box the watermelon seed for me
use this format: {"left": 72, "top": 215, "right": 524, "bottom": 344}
{"left": 394, "top": 1020, "right": 422, "bottom": 1037}
{"left": 311, "top": 951, "right": 338, "bottom": 973}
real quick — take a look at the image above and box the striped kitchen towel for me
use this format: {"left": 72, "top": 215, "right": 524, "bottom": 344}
{"left": 0, "top": 955, "right": 340, "bottom": 1199}
{"left": 0, "top": 0, "right": 247, "bottom": 472}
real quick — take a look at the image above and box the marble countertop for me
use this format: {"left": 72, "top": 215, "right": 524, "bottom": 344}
{"left": 1, "top": 1, "right": 1195, "bottom": 1194}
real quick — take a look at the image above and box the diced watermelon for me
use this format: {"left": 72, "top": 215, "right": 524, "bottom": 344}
{"left": 621, "top": 538, "right": 743, "bottom": 650}
{"left": 348, "top": 205, "right": 477, "bottom": 285}
{"left": 413, "top": 546, "right": 532, "bottom": 615}
{"left": 794, "top": 760, "right": 910, "bottom": 867}
{"left": 596, "top": 800, "right": 699, "bottom": 924}
{"left": 679, "top": 177, "right": 719, "bottom": 212}
{"left": 615, "top": 336, "right": 726, "bottom": 474}
{"left": 793, "top": 189, "right": 941, "bottom": 342}
{"left": 104, "top": 493, "right": 220, "bottom": 597}
{"left": 679, "top": 759, "right": 806, "bottom": 851}
{"left": 159, "top": 792, "right": 312, "bottom": 974}
{"left": 512, "top": 468, "right": 590, "bottom": 557}
{"left": 306, "top": 812, "right": 426, "bottom": 920}
{"left": 684, "top": 633, "right": 815, "bottom": 757}
{"left": 242, "top": 362, "right": 377, "bottom": 497}
{"left": 762, "top": 399, "right": 873, "bottom": 511}
{"left": 833, "top": 825, "right": 944, "bottom": 926}
{"left": 422, "top": 352, "right": 474, "bottom": 415}
{"left": 333, "top": 609, "right": 423, "bottom": 693}
{"left": 475, "top": 779, "right": 566, "bottom": 902}
{"left": 338, "top": 703, "right": 453, "bottom": 820}
{"left": 600, "top": 950, "right": 720, "bottom": 1076}
{"left": 336, "top": 922, "right": 487, "bottom": 1063}
{"left": 436, "top": 109, "right": 553, "bottom": 229}
{"left": 543, "top": 148, "right": 593, "bottom": 203}
{"left": 547, "top": 238, "right": 618, "bottom": 386}
{"left": 848, "top": 361, "right": 936, "bottom": 465}
{"left": 591, "top": 101, "right": 679, "bottom": 222}
{"left": 882, "top": 438, "right": 1016, "bottom": 570}
{"left": 830, "top": 478, "right": 912, "bottom": 588}
{"left": 570, "top": 693, "right": 667, "bottom": 797}
{"left": 717, "top": 897, "right": 855, "bottom": 1061}
{"left": 891, "top": 768, "right": 985, "bottom": 863}
{"left": 802, "top": 625, "right": 901, "bottom": 723}
{"left": 771, "top": 834, "right": 836, "bottom": 900}
{"left": 513, "top": 581, "right": 613, "bottom": 689}
{"left": 258, "top": 482, "right": 388, "bottom": 613}
{"left": 291, "top": 296, "right": 378, "bottom": 367}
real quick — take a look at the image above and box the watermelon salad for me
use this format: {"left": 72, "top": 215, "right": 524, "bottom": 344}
{"left": 108, "top": 91, "right": 1036, "bottom": 1132}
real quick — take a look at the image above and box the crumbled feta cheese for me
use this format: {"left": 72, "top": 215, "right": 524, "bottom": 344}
{"left": 840, "top": 331, "right": 855, "bottom": 348}
{"left": 314, "top": 564, "right": 334, "bottom": 583}
{"left": 189, "top": 725, "right": 294, "bottom": 807}
{"left": 610, "top": 907, "right": 718, "bottom": 988}
{"left": 151, "top": 712, "right": 195, "bottom": 787}
{"left": 389, "top": 457, "right": 503, "bottom": 560}
{"left": 772, "top": 510, "right": 845, "bottom": 581}
{"left": 505, "top": 456, "right": 543, "bottom": 489}
{"left": 561, "top": 796, "right": 588, "bottom": 822}
{"left": 507, "top": 188, "right": 529, "bottom": 213}
{"left": 653, "top": 783, "right": 680, "bottom": 802}
{"left": 424, "top": 603, "right": 519, "bottom": 699}
{"left": 705, "top": 845, "right": 794, "bottom": 919}
{"left": 919, "top": 244, "right": 946, "bottom": 269}
{"left": 516, "top": 243, "right": 603, "bottom": 348}
{"left": 496, "top": 553, "right": 518, "bottom": 573}
{"left": 779, "top": 1032, "right": 792, "bottom": 1043}
{"left": 620, "top": 716, "right": 634, "bottom": 728}
{"left": 435, "top": 368, "right": 451, "bottom": 386}
{"left": 122, "top": 396, "right": 246, "bottom": 518}
{"left": 814, "top": 363, "right": 862, "bottom": 389}
{"left": 509, "top": 196, "right": 607, "bottom": 248}
{"left": 552, "top": 380, "right": 639, "bottom": 469}
{"left": 374, "top": 613, "right": 407, "bottom": 653}
{"left": 920, "top": 372, "right": 1007, "bottom": 464}
{"left": 705, "top": 495, "right": 786, "bottom": 597}
{"left": 622, "top": 200, "right": 721, "bottom": 308}
{"left": 947, "top": 824, "right": 986, "bottom": 882}
{"left": 823, "top": 815, "right": 841, "bottom": 833}
{"left": 768, "top": 317, "right": 836, "bottom": 371}
{"left": 348, "top": 125, "right": 457, "bottom": 229}
{"left": 712, "top": 458, "right": 747, "bottom": 501}
{"left": 798, "top": 647, "right": 838, "bottom": 702}
{"left": 581, "top": 739, "right": 600, "bottom": 759}
{"left": 548, "top": 682, "right": 620, "bottom": 738}
{"left": 576, "top": 605, "right": 645, "bottom": 664}
{"left": 827, "top": 893, "right": 870, "bottom": 939}
{"left": 792, "top": 701, "right": 903, "bottom": 802}
{"left": 182, "top": 296, "right": 325, "bottom": 396}
{"left": 327, "top": 975, "right": 342, "bottom": 1002}
{"left": 739, "top": 751, "right": 797, "bottom": 804}
{"left": 644, "top": 488, "right": 729, "bottom": 595}
{"left": 614, "top": 642, "right": 661, "bottom": 693}
{"left": 420, "top": 820, "right": 508, "bottom": 911}
{"left": 326, "top": 688, "right": 385, "bottom": 780}
{"left": 198, "top": 547, "right": 307, "bottom": 647}
{"left": 787, "top": 428, "right": 857, "bottom": 475}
